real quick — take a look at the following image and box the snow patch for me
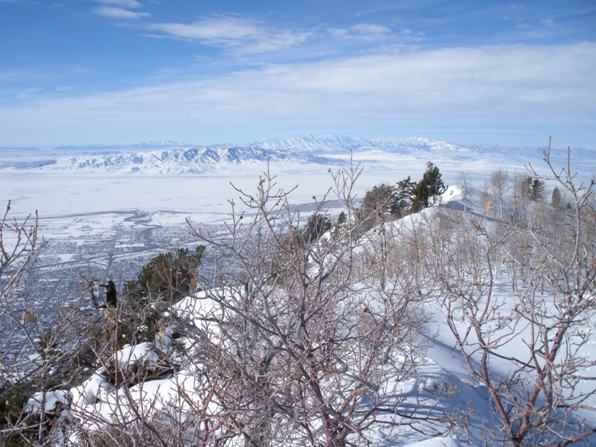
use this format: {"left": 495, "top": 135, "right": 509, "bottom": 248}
{"left": 114, "top": 342, "right": 158, "bottom": 372}
{"left": 439, "top": 184, "right": 464, "bottom": 204}
{"left": 404, "top": 437, "right": 461, "bottom": 447}
{"left": 25, "top": 390, "right": 69, "bottom": 413}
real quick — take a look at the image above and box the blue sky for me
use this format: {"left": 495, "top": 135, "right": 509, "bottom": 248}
{"left": 1, "top": 0, "right": 595, "bottom": 147}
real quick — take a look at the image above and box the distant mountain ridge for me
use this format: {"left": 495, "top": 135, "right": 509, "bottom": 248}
{"left": 0, "top": 136, "right": 593, "bottom": 175}
{"left": 252, "top": 135, "right": 472, "bottom": 153}
{"left": 50, "top": 146, "right": 342, "bottom": 175}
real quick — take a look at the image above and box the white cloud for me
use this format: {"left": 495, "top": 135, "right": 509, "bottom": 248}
{"left": 351, "top": 23, "right": 391, "bottom": 35}
{"left": 328, "top": 23, "right": 394, "bottom": 42}
{"left": 1, "top": 42, "right": 595, "bottom": 145}
{"left": 146, "top": 16, "right": 312, "bottom": 55}
{"left": 149, "top": 17, "right": 259, "bottom": 41}
{"left": 97, "top": 0, "right": 142, "bottom": 8}
{"left": 328, "top": 28, "right": 349, "bottom": 39}
{"left": 94, "top": 6, "right": 149, "bottom": 19}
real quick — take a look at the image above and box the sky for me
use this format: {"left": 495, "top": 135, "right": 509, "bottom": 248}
{"left": 0, "top": 0, "right": 595, "bottom": 148}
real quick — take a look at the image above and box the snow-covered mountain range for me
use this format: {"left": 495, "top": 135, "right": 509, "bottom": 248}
{"left": 0, "top": 136, "right": 593, "bottom": 175}
{"left": 252, "top": 135, "right": 472, "bottom": 153}
{"left": 50, "top": 146, "right": 341, "bottom": 175}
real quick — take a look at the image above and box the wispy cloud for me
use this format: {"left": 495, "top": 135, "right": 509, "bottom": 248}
{"left": 97, "top": 0, "right": 142, "bottom": 8}
{"left": 93, "top": 0, "right": 148, "bottom": 20}
{"left": 94, "top": 6, "right": 149, "bottom": 19}
{"left": 328, "top": 23, "right": 416, "bottom": 42}
{"left": 351, "top": 23, "right": 392, "bottom": 40}
{"left": 146, "top": 16, "right": 312, "bottom": 55}
{"left": 1, "top": 42, "right": 595, "bottom": 146}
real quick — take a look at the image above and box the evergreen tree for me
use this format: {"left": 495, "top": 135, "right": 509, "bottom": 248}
{"left": 423, "top": 162, "right": 447, "bottom": 198}
{"left": 124, "top": 245, "right": 205, "bottom": 305}
{"left": 551, "top": 187, "right": 562, "bottom": 208}
{"left": 531, "top": 178, "right": 545, "bottom": 201}
{"left": 396, "top": 176, "right": 415, "bottom": 200}
{"left": 411, "top": 162, "right": 446, "bottom": 210}
{"left": 337, "top": 211, "right": 347, "bottom": 226}
{"left": 360, "top": 184, "right": 397, "bottom": 219}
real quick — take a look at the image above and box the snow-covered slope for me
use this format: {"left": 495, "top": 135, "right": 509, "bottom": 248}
{"left": 20, "top": 185, "right": 594, "bottom": 446}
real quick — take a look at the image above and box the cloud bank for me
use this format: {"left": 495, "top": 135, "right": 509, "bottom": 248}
{"left": 1, "top": 42, "right": 595, "bottom": 145}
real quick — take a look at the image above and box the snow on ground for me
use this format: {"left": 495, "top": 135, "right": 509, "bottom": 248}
{"left": 25, "top": 390, "right": 69, "bottom": 413}
{"left": 72, "top": 372, "right": 113, "bottom": 406}
{"left": 51, "top": 324, "right": 501, "bottom": 446}
{"left": 1, "top": 141, "right": 592, "bottom": 279}
{"left": 438, "top": 185, "right": 464, "bottom": 204}
{"left": 39, "top": 191, "right": 472, "bottom": 443}
{"left": 114, "top": 342, "right": 158, "bottom": 372}
{"left": 22, "top": 186, "right": 594, "bottom": 446}
{"left": 4, "top": 137, "right": 592, "bottom": 223}
{"left": 404, "top": 438, "right": 461, "bottom": 447}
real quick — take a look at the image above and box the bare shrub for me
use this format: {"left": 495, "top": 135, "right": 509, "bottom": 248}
{"left": 180, "top": 164, "right": 443, "bottom": 445}
{"left": 427, "top": 149, "right": 595, "bottom": 446}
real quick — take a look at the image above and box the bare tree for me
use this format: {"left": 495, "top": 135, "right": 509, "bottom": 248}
{"left": 0, "top": 200, "right": 39, "bottom": 305}
{"left": 489, "top": 169, "right": 509, "bottom": 217}
{"left": 0, "top": 201, "right": 45, "bottom": 444}
{"left": 429, "top": 150, "right": 595, "bottom": 446}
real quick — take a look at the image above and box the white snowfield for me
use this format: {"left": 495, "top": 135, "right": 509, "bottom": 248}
{"left": 24, "top": 184, "right": 594, "bottom": 446}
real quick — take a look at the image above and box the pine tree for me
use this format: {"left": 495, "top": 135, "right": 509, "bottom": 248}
{"left": 551, "top": 187, "right": 562, "bottom": 208}
{"left": 531, "top": 179, "right": 545, "bottom": 201}
{"left": 388, "top": 177, "right": 410, "bottom": 216}
{"left": 124, "top": 245, "right": 205, "bottom": 304}
{"left": 361, "top": 184, "right": 396, "bottom": 216}
{"left": 396, "top": 176, "right": 415, "bottom": 201}
{"left": 424, "top": 162, "right": 446, "bottom": 198}
{"left": 411, "top": 162, "right": 446, "bottom": 210}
